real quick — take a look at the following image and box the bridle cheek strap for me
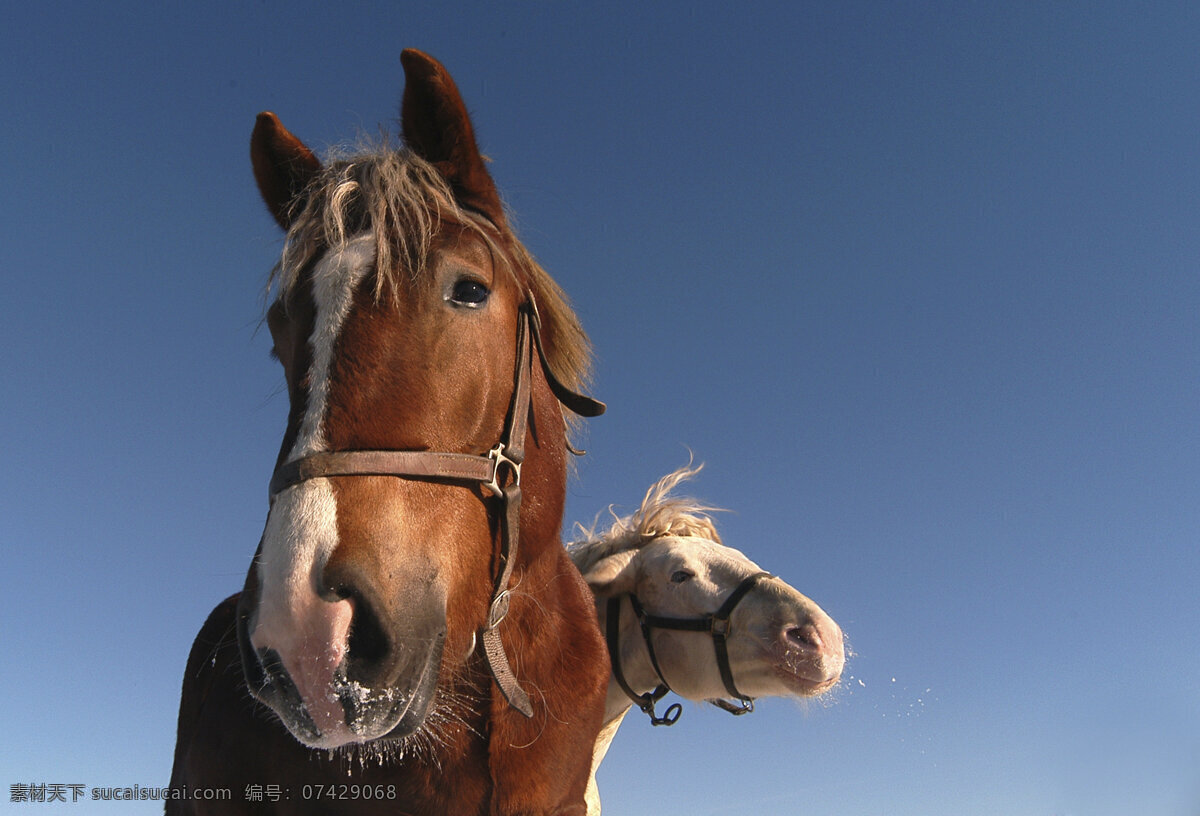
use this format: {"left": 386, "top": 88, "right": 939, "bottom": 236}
{"left": 267, "top": 302, "right": 604, "bottom": 718}
{"left": 476, "top": 303, "right": 535, "bottom": 716}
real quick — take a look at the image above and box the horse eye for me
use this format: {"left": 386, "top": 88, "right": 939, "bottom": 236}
{"left": 449, "top": 279, "right": 490, "bottom": 307}
{"left": 670, "top": 569, "right": 694, "bottom": 585}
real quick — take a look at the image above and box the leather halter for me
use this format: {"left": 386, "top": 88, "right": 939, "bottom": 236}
{"left": 268, "top": 300, "right": 604, "bottom": 718}
{"left": 607, "top": 571, "right": 773, "bottom": 725}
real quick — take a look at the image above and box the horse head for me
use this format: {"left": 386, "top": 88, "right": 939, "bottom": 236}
{"left": 573, "top": 466, "right": 845, "bottom": 722}
{"left": 235, "top": 50, "right": 600, "bottom": 751}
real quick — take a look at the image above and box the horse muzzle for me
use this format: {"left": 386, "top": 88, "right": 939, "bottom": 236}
{"left": 771, "top": 614, "right": 845, "bottom": 695}
{"left": 235, "top": 584, "right": 446, "bottom": 749}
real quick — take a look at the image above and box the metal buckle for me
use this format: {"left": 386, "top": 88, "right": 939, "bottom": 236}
{"left": 483, "top": 443, "right": 522, "bottom": 498}
{"left": 711, "top": 617, "right": 730, "bottom": 637}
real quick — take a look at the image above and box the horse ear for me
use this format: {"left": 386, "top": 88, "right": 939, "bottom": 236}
{"left": 251, "top": 112, "right": 322, "bottom": 231}
{"left": 399, "top": 49, "right": 505, "bottom": 226}
{"left": 580, "top": 550, "right": 639, "bottom": 598}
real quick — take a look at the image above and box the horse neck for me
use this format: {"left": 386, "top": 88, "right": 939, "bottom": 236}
{"left": 585, "top": 707, "right": 629, "bottom": 816}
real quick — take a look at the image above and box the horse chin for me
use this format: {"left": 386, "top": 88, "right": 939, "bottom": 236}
{"left": 767, "top": 642, "right": 844, "bottom": 699}
{"left": 340, "top": 637, "right": 445, "bottom": 745}
{"left": 774, "top": 668, "right": 842, "bottom": 698}
{"left": 309, "top": 634, "right": 445, "bottom": 749}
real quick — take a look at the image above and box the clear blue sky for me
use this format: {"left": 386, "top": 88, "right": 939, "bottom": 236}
{"left": 3, "top": 2, "right": 1198, "bottom": 814}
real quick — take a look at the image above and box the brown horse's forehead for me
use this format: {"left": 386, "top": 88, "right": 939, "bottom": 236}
{"left": 425, "top": 221, "right": 517, "bottom": 289}
{"left": 435, "top": 221, "right": 496, "bottom": 260}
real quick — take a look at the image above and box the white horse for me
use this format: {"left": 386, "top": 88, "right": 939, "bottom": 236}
{"left": 568, "top": 465, "right": 845, "bottom": 815}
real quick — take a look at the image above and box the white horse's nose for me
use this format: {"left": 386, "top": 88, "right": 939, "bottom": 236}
{"left": 785, "top": 622, "right": 824, "bottom": 651}
{"left": 783, "top": 614, "right": 845, "bottom": 680}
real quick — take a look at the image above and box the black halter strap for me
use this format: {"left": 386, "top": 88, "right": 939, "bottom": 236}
{"left": 267, "top": 300, "right": 604, "bottom": 718}
{"left": 608, "top": 571, "right": 773, "bottom": 725}
{"left": 607, "top": 595, "right": 681, "bottom": 726}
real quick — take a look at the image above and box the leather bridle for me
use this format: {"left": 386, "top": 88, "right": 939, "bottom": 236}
{"left": 267, "top": 300, "right": 604, "bottom": 718}
{"left": 607, "top": 571, "right": 773, "bottom": 726}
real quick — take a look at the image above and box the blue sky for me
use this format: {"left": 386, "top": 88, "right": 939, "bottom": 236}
{"left": 3, "top": 2, "right": 1198, "bottom": 814}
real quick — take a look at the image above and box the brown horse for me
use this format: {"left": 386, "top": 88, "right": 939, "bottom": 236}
{"left": 168, "top": 50, "right": 609, "bottom": 815}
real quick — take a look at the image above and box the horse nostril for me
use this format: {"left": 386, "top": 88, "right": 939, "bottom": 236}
{"left": 785, "top": 623, "right": 823, "bottom": 652}
{"left": 346, "top": 595, "right": 389, "bottom": 670}
{"left": 321, "top": 563, "right": 396, "bottom": 685}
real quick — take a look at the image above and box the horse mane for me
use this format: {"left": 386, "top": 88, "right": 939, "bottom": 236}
{"left": 568, "top": 464, "right": 724, "bottom": 573}
{"left": 268, "top": 139, "right": 592, "bottom": 396}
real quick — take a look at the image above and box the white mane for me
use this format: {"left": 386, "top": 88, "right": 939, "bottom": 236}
{"left": 568, "top": 464, "right": 724, "bottom": 573}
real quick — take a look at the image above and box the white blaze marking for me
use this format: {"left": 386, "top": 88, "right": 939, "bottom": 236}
{"left": 292, "top": 233, "right": 375, "bottom": 459}
{"left": 253, "top": 235, "right": 374, "bottom": 701}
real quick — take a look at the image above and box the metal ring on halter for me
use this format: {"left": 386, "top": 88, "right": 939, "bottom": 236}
{"left": 649, "top": 701, "right": 683, "bottom": 727}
